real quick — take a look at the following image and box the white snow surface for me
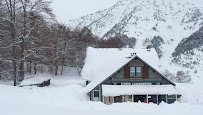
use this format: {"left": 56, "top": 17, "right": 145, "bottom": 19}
{"left": 102, "top": 85, "right": 178, "bottom": 96}
{"left": 82, "top": 47, "right": 161, "bottom": 92}
{"left": 0, "top": 73, "right": 203, "bottom": 115}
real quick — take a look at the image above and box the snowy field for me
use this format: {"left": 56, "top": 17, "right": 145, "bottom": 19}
{"left": 0, "top": 71, "right": 203, "bottom": 115}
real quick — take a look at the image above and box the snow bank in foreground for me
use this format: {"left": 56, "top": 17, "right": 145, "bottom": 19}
{"left": 0, "top": 83, "right": 202, "bottom": 115}
{"left": 0, "top": 74, "right": 203, "bottom": 115}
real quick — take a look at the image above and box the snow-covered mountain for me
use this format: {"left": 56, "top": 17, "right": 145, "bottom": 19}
{"left": 68, "top": 0, "right": 203, "bottom": 72}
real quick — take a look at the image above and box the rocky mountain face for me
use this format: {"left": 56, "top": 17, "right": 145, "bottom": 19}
{"left": 151, "top": 36, "right": 165, "bottom": 58}
{"left": 172, "top": 27, "right": 203, "bottom": 69}
{"left": 68, "top": 0, "right": 203, "bottom": 71}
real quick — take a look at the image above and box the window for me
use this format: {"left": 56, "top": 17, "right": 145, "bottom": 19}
{"left": 152, "top": 83, "right": 157, "bottom": 85}
{"left": 167, "top": 95, "right": 176, "bottom": 104}
{"left": 136, "top": 67, "right": 142, "bottom": 77}
{"left": 130, "top": 67, "right": 135, "bottom": 77}
{"left": 94, "top": 91, "right": 99, "bottom": 97}
{"left": 158, "top": 95, "right": 167, "bottom": 103}
{"left": 93, "top": 86, "right": 100, "bottom": 98}
{"left": 122, "top": 95, "right": 132, "bottom": 102}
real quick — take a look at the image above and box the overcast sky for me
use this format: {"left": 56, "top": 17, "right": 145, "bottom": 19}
{"left": 51, "top": 0, "right": 120, "bottom": 23}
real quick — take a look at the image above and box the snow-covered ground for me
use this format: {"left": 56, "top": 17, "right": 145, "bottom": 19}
{"left": 0, "top": 69, "right": 203, "bottom": 115}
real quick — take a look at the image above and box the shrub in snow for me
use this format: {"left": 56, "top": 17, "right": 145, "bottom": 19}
{"left": 163, "top": 70, "right": 192, "bottom": 83}
{"left": 194, "top": 70, "right": 198, "bottom": 73}
{"left": 175, "top": 71, "right": 191, "bottom": 83}
{"left": 162, "top": 70, "right": 176, "bottom": 82}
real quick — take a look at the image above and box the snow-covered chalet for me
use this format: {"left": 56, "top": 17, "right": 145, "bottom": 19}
{"left": 81, "top": 47, "right": 180, "bottom": 105}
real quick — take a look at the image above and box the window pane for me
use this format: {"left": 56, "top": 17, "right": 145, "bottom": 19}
{"left": 136, "top": 73, "right": 141, "bottom": 77}
{"left": 130, "top": 67, "right": 135, "bottom": 77}
{"left": 129, "top": 95, "right": 132, "bottom": 102}
{"left": 130, "top": 67, "right": 135, "bottom": 71}
{"left": 167, "top": 95, "right": 176, "bottom": 104}
{"left": 158, "top": 95, "right": 166, "bottom": 103}
{"left": 94, "top": 91, "right": 99, "bottom": 97}
{"left": 136, "top": 67, "right": 141, "bottom": 72}
{"left": 136, "top": 67, "right": 142, "bottom": 77}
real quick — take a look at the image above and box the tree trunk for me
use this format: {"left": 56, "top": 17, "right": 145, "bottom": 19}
{"left": 29, "top": 61, "right": 32, "bottom": 75}
{"left": 60, "top": 58, "right": 65, "bottom": 75}
{"left": 60, "top": 54, "right": 65, "bottom": 75}
{"left": 13, "top": 59, "right": 17, "bottom": 86}
{"left": 34, "top": 63, "right": 37, "bottom": 74}
{"left": 19, "top": 41, "right": 25, "bottom": 81}
{"left": 55, "top": 65, "right": 58, "bottom": 75}
{"left": 60, "top": 64, "right": 64, "bottom": 75}
{"left": 18, "top": 60, "right": 24, "bottom": 82}
{"left": 8, "top": 0, "right": 17, "bottom": 86}
{"left": 18, "top": 1, "right": 27, "bottom": 82}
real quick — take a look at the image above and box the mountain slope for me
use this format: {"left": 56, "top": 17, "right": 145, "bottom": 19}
{"left": 68, "top": 0, "right": 203, "bottom": 52}
{"left": 68, "top": 0, "right": 203, "bottom": 38}
{"left": 172, "top": 27, "right": 203, "bottom": 69}
{"left": 68, "top": 0, "right": 203, "bottom": 73}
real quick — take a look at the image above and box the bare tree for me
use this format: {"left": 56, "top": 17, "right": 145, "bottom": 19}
{"left": 0, "top": 0, "right": 19, "bottom": 85}
{"left": 17, "top": 0, "right": 55, "bottom": 81}
{"left": 0, "top": 0, "right": 104, "bottom": 81}
{"left": 0, "top": 0, "right": 55, "bottom": 85}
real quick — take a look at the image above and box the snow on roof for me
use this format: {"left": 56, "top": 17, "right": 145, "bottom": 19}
{"left": 20, "top": 74, "right": 51, "bottom": 86}
{"left": 102, "top": 85, "right": 178, "bottom": 96}
{"left": 82, "top": 47, "right": 161, "bottom": 92}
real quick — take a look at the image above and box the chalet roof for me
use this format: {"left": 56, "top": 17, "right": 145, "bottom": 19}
{"left": 102, "top": 85, "right": 178, "bottom": 96}
{"left": 81, "top": 47, "right": 175, "bottom": 93}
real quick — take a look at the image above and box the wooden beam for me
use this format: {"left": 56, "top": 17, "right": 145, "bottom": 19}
{"left": 176, "top": 95, "right": 177, "bottom": 102}
{"left": 132, "top": 95, "right": 134, "bottom": 102}
{"left": 157, "top": 95, "right": 158, "bottom": 105}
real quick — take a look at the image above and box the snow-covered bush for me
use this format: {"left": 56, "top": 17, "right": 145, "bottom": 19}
{"left": 162, "top": 70, "right": 176, "bottom": 82}
{"left": 163, "top": 70, "right": 192, "bottom": 83}
{"left": 175, "top": 71, "right": 192, "bottom": 83}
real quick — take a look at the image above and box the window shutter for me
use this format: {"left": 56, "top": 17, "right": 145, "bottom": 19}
{"left": 143, "top": 65, "right": 149, "bottom": 79}
{"left": 124, "top": 66, "right": 130, "bottom": 79}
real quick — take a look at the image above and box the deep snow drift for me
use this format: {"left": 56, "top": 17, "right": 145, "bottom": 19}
{"left": 0, "top": 72, "right": 203, "bottom": 115}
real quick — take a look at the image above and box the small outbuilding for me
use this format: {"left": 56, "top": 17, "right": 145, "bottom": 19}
{"left": 20, "top": 76, "right": 51, "bottom": 87}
